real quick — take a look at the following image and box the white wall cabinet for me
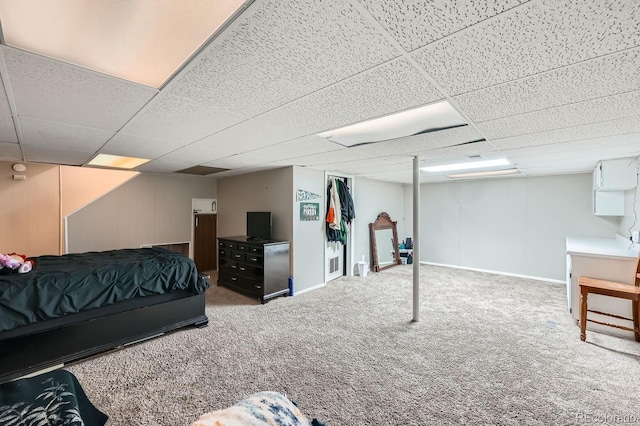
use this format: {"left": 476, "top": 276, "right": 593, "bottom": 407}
{"left": 592, "top": 190, "right": 625, "bottom": 216}
{"left": 594, "top": 158, "right": 637, "bottom": 191}
{"left": 592, "top": 158, "right": 637, "bottom": 216}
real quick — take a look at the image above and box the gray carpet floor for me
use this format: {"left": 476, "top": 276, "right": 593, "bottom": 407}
{"left": 68, "top": 264, "right": 640, "bottom": 425}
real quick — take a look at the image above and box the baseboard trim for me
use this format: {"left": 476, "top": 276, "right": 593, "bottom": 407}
{"left": 420, "top": 261, "right": 565, "bottom": 285}
{"left": 294, "top": 282, "right": 326, "bottom": 296}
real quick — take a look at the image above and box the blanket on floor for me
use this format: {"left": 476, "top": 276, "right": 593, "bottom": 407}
{"left": 192, "top": 391, "right": 323, "bottom": 426}
{"left": 0, "top": 369, "right": 107, "bottom": 426}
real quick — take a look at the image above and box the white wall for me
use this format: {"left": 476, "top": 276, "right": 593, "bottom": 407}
{"left": 353, "top": 177, "right": 404, "bottom": 273}
{"left": 619, "top": 184, "right": 640, "bottom": 239}
{"left": 292, "top": 167, "right": 326, "bottom": 292}
{"left": 404, "top": 173, "right": 621, "bottom": 281}
{"left": 67, "top": 173, "right": 216, "bottom": 253}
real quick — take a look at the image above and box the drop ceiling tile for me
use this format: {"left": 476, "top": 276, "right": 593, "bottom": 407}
{"left": 18, "top": 117, "right": 114, "bottom": 152}
{"left": 259, "top": 59, "right": 443, "bottom": 134}
{"left": 0, "top": 112, "right": 17, "bottom": 143}
{"left": 285, "top": 146, "right": 369, "bottom": 167}
{"left": 413, "top": 0, "right": 640, "bottom": 95}
{"left": 491, "top": 116, "right": 640, "bottom": 151}
{"left": 194, "top": 118, "right": 302, "bottom": 153}
{"left": 135, "top": 159, "right": 194, "bottom": 174}
{"left": 201, "top": 153, "right": 265, "bottom": 169}
{"left": 2, "top": 47, "right": 157, "bottom": 130}
{"left": 478, "top": 91, "right": 640, "bottom": 140}
{"left": 359, "top": 0, "right": 527, "bottom": 51}
{"left": 0, "top": 141, "right": 21, "bottom": 161}
{"left": 210, "top": 165, "right": 282, "bottom": 179}
{"left": 159, "top": 145, "right": 233, "bottom": 163}
{"left": 101, "top": 133, "right": 186, "bottom": 159}
{"left": 411, "top": 141, "right": 497, "bottom": 161}
{"left": 163, "top": 0, "right": 400, "bottom": 117}
{"left": 347, "top": 162, "right": 412, "bottom": 175}
{"left": 22, "top": 146, "right": 93, "bottom": 166}
{"left": 511, "top": 148, "right": 640, "bottom": 168}
{"left": 0, "top": 83, "right": 17, "bottom": 142}
{"left": 456, "top": 48, "right": 640, "bottom": 122}
{"left": 241, "top": 136, "right": 343, "bottom": 163}
{"left": 120, "top": 93, "right": 246, "bottom": 144}
{"left": 519, "top": 165, "right": 594, "bottom": 175}
{"left": 311, "top": 157, "right": 404, "bottom": 171}
{"left": 502, "top": 133, "right": 640, "bottom": 158}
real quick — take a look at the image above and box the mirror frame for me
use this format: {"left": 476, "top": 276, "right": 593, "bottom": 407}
{"left": 369, "top": 212, "right": 401, "bottom": 272}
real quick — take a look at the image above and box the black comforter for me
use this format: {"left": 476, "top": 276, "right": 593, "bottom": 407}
{"left": 0, "top": 248, "right": 209, "bottom": 333}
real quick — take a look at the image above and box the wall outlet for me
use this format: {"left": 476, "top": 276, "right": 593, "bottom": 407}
{"left": 632, "top": 231, "right": 639, "bottom": 243}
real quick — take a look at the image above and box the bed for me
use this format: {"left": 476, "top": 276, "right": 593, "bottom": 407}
{"left": 0, "top": 247, "right": 209, "bottom": 383}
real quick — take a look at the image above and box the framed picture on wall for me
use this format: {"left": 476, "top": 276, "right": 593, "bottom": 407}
{"left": 300, "top": 202, "right": 319, "bottom": 221}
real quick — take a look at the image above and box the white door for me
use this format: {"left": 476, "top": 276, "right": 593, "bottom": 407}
{"left": 324, "top": 175, "right": 352, "bottom": 282}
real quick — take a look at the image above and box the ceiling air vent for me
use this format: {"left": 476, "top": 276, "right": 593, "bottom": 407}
{"left": 175, "top": 166, "right": 229, "bottom": 176}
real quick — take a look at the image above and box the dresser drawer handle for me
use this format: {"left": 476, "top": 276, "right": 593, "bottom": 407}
{"left": 239, "top": 266, "right": 246, "bottom": 271}
{"left": 231, "top": 276, "right": 237, "bottom": 281}
{"left": 234, "top": 254, "right": 242, "bottom": 258}
{"left": 250, "top": 257, "right": 258, "bottom": 262}
{"left": 254, "top": 285, "right": 262, "bottom": 289}
{"left": 231, "top": 264, "right": 237, "bottom": 269}
{"left": 240, "top": 245, "right": 245, "bottom": 250}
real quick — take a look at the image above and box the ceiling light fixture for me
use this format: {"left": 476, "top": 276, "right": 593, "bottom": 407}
{"left": 87, "top": 154, "right": 150, "bottom": 170}
{"left": 317, "top": 100, "right": 467, "bottom": 147}
{"left": 447, "top": 168, "right": 520, "bottom": 179}
{"left": 0, "top": 0, "right": 248, "bottom": 88}
{"left": 421, "top": 158, "right": 511, "bottom": 173}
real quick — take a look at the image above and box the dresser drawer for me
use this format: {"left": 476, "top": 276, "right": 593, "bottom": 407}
{"left": 219, "top": 247, "right": 231, "bottom": 258}
{"left": 246, "top": 254, "right": 263, "bottom": 265}
{"left": 248, "top": 245, "right": 264, "bottom": 255}
{"left": 237, "top": 263, "right": 263, "bottom": 277}
{"left": 232, "top": 251, "right": 246, "bottom": 262}
{"left": 219, "top": 258, "right": 238, "bottom": 274}
{"left": 219, "top": 270, "right": 240, "bottom": 286}
{"left": 239, "top": 275, "right": 263, "bottom": 295}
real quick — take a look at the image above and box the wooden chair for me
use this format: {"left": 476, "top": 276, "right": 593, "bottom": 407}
{"left": 578, "top": 255, "right": 640, "bottom": 342}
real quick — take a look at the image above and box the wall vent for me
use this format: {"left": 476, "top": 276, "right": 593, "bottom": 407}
{"left": 329, "top": 257, "right": 339, "bottom": 274}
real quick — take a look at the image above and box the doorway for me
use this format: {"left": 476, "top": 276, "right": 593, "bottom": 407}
{"left": 324, "top": 173, "right": 355, "bottom": 282}
{"left": 193, "top": 213, "right": 217, "bottom": 272}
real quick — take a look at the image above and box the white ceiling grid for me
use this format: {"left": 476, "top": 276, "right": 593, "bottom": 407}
{"left": 0, "top": 0, "right": 637, "bottom": 182}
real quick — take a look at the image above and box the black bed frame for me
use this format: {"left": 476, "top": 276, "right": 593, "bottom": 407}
{"left": 0, "top": 290, "right": 208, "bottom": 383}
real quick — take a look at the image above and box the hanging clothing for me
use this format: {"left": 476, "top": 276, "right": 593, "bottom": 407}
{"left": 325, "top": 178, "right": 355, "bottom": 245}
{"left": 327, "top": 178, "right": 341, "bottom": 231}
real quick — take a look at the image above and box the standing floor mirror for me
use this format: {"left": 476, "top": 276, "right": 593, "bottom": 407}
{"left": 369, "top": 212, "right": 401, "bottom": 272}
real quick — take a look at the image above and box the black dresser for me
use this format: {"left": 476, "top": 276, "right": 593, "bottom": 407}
{"left": 218, "top": 236, "right": 290, "bottom": 303}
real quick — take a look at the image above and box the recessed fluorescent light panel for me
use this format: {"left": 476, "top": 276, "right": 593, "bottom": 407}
{"left": 87, "top": 154, "right": 150, "bottom": 169}
{"left": 317, "top": 101, "right": 467, "bottom": 147}
{"left": 0, "top": 0, "right": 247, "bottom": 88}
{"left": 421, "top": 158, "right": 511, "bottom": 173}
{"left": 448, "top": 168, "right": 520, "bottom": 179}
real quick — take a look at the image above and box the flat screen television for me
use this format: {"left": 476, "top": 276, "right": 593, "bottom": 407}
{"left": 246, "top": 211, "right": 272, "bottom": 240}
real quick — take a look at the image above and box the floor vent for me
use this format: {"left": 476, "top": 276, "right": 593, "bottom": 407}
{"left": 329, "top": 257, "right": 339, "bottom": 274}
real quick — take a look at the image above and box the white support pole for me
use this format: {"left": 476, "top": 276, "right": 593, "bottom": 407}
{"left": 412, "top": 156, "right": 420, "bottom": 322}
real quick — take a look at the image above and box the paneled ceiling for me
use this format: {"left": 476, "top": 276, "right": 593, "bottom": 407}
{"left": 0, "top": 0, "right": 638, "bottom": 183}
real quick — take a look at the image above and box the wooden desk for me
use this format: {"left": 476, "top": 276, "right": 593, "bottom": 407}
{"left": 566, "top": 236, "right": 639, "bottom": 339}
